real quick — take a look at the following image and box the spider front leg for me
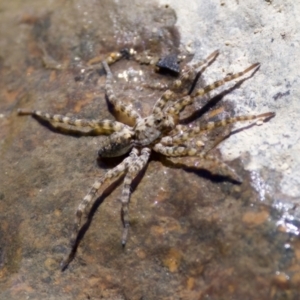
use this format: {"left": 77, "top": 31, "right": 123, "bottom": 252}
{"left": 17, "top": 109, "right": 127, "bottom": 134}
{"left": 152, "top": 89, "right": 177, "bottom": 116}
{"left": 152, "top": 50, "right": 220, "bottom": 116}
{"left": 120, "top": 147, "right": 151, "bottom": 246}
{"left": 171, "top": 50, "right": 220, "bottom": 92}
{"left": 153, "top": 143, "right": 241, "bottom": 182}
{"left": 189, "top": 50, "right": 219, "bottom": 73}
{"left": 102, "top": 60, "right": 142, "bottom": 126}
{"left": 166, "top": 62, "right": 260, "bottom": 116}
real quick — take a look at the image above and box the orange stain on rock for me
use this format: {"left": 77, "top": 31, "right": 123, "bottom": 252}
{"left": 242, "top": 210, "right": 269, "bottom": 227}
{"left": 73, "top": 93, "right": 95, "bottom": 113}
{"left": 186, "top": 277, "right": 195, "bottom": 290}
{"left": 3, "top": 89, "right": 20, "bottom": 103}
{"left": 162, "top": 248, "right": 182, "bottom": 273}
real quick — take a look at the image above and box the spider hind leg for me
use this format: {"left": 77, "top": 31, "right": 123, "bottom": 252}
{"left": 153, "top": 143, "right": 242, "bottom": 182}
{"left": 120, "top": 147, "right": 151, "bottom": 246}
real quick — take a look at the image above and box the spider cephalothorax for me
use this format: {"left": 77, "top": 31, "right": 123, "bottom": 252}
{"left": 18, "top": 49, "right": 275, "bottom": 268}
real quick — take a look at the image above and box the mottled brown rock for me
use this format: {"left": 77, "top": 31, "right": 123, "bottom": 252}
{"left": 0, "top": 0, "right": 299, "bottom": 299}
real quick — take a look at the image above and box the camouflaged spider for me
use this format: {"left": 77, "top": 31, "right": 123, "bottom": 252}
{"left": 18, "top": 50, "right": 275, "bottom": 267}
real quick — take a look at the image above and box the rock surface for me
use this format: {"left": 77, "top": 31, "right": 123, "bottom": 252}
{"left": 0, "top": 0, "right": 299, "bottom": 299}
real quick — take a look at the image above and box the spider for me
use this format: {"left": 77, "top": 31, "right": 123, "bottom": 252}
{"left": 18, "top": 49, "right": 275, "bottom": 268}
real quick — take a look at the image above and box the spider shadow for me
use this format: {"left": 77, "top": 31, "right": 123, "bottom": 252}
{"left": 157, "top": 110, "right": 274, "bottom": 186}
{"left": 61, "top": 175, "right": 123, "bottom": 271}
{"left": 157, "top": 153, "right": 241, "bottom": 185}
{"left": 61, "top": 156, "right": 148, "bottom": 271}
{"left": 187, "top": 50, "right": 220, "bottom": 96}
{"left": 180, "top": 66, "right": 260, "bottom": 125}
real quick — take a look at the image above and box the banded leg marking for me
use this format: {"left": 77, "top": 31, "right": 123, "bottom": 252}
{"left": 18, "top": 109, "right": 126, "bottom": 134}
{"left": 167, "top": 63, "right": 260, "bottom": 116}
{"left": 102, "top": 60, "right": 141, "bottom": 123}
{"left": 194, "top": 63, "right": 260, "bottom": 98}
{"left": 152, "top": 51, "right": 220, "bottom": 116}
{"left": 160, "top": 112, "right": 275, "bottom": 145}
{"left": 152, "top": 90, "right": 176, "bottom": 115}
{"left": 69, "top": 152, "right": 137, "bottom": 247}
{"left": 171, "top": 50, "right": 219, "bottom": 91}
{"left": 120, "top": 147, "right": 151, "bottom": 246}
{"left": 190, "top": 50, "right": 219, "bottom": 71}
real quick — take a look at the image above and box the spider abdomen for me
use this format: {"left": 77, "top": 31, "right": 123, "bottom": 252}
{"left": 98, "top": 129, "right": 134, "bottom": 157}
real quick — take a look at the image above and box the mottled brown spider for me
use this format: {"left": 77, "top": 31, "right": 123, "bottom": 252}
{"left": 18, "top": 50, "right": 275, "bottom": 268}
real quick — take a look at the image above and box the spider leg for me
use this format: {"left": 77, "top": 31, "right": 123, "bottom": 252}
{"left": 105, "top": 51, "right": 125, "bottom": 65}
{"left": 160, "top": 112, "right": 275, "bottom": 145}
{"left": 152, "top": 51, "right": 220, "bottom": 116}
{"left": 172, "top": 50, "right": 220, "bottom": 91}
{"left": 88, "top": 49, "right": 131, "bottom": 66}
{"left": 102, "top": 60, "right": 142, "bottom": 125}
{"left": 17, "top": 109, "right": 127, "bottom": 134}
{"left": 120, "top": 147, "right": 151, "bottom": 246}
{"left": 190, "top": 50, "right": 219, "bottom": 71}
{"left": 153, "top": 143, "right": 241, "bottom": 182}
{"left": 69, "top": 148, "right": 139, "bottom": 248}
{"left": 166, "top": 63, "right": 260, "bottom": 116}
{"left": 152, "top": 90, "right": 177, "bottom": 115}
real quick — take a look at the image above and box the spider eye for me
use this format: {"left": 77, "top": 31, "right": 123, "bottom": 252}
{"left": 154, "top": 115, "right": 167, "bottom": 126}
{"left": 154, "top": 118, "right": 162, "bottom": 125}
